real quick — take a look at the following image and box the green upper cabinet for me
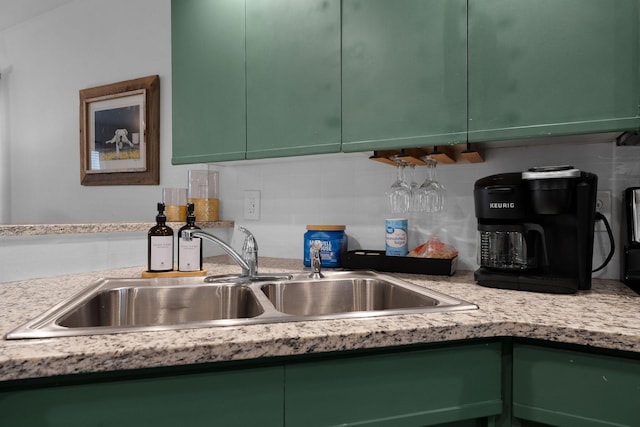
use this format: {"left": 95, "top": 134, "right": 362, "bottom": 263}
{"left": 468, "top": 0, "right": 640, "bottom": 142}
{"left": 245, "top": 0, "right": 342, "bottom": 159}
{"left": 341, "top": 0, "right": 468, "bottom": 152}
{"left": 171, "top": 0, "right": 640, "bottom": 164}
{"left": 171, "top": 0, "right": 247, "bottom": 163}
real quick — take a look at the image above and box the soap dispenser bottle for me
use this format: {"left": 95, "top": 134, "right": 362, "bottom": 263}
{"left": 148, "top": 202, "right": 174, "bottom": 272}
{"left": 178, "top": 203, "right": 203, "bottom": 272}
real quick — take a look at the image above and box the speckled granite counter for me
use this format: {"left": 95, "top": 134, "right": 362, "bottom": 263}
{"left": 0, "top": 221, "right": 234, "bottom": 236}
{"left": 1, "top": 257, "right": 639, "bottom": 382}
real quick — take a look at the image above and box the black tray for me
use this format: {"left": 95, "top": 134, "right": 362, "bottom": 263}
{"left": 341, "top": 250, "right": 457, "bottom": 276}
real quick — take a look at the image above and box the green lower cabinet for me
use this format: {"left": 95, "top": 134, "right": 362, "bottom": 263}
{"left": 7, "top": 340, "right": 640, "bottom": 426}
{"left": 513, "top": 344, "right": 640, "bottom": 427}
{"left": 468, "top": 0, "right": 640, "bottom": 142}
{"left": 0, "top": 365, "right": 284, "bottom": 427}
{"left": 284, "top": 343, "right": 503, "bottom": 427}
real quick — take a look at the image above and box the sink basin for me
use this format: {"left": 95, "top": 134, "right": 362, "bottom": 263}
{"left": 6, "top": 271, "right": 477, "bottom": 339}
{"left": 58, "top": 284, "right": 263, "bottom": 328}
{"left": 261, "top": 277, "right": 439, "bottom": 316}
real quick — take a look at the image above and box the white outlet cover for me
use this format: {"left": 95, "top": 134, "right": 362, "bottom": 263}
{"left": 243, "top": 190, "right": 261, "bottom": 220}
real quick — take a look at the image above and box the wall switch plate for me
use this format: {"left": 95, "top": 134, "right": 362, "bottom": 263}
{"left": 595, "top": 190, "right": 611, "bottom": 232}
{"left": 243, "top": 190, "right": 260, "bottom": 220}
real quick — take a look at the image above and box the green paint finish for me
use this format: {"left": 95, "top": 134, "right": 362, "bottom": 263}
{"left": 468, "top": 0, "right": 640, "bottom": 142}
{"left": 0, "top": 365, "right": 284, "bottom": 427}
{"left": 342, "top": 0, "right": 468, "bottom": 152}
{"left": 171, "top": 0, "right": 247, "bottom": 164}
{"left": 172, "top": 0, "right": 640, "bottom": 163}
{"left": 245, "top": 0, "right": 342, "bottom": 159}
{"left": 9, "top": 340, "right": 640, "bottom": 427}
{"left": 285, "top": 342, "right": 502, "bottom": 427}
{"left": 513, "top": 344, "right": 640, "bottom": 427}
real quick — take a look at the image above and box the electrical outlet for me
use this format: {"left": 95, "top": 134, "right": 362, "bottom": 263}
{"left": 243, "top": 190, "right": 260, "bottom": 220}
{"left": 595, "top": 190, "right": 611, "bottom": 232}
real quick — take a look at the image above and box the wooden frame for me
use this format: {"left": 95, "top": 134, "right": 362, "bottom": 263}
{"left": 79, "top": 75, "right": 160, "bottom": 185}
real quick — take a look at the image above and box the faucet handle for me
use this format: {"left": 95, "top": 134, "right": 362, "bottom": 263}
{"left": 238, "top": 226, "right": 258, "bottom": 276}
{"left": 309, "top": 240, "right": 324, "bottom": 279}
{"left": 238, "top": 226, "right": 258, "bottom": 252}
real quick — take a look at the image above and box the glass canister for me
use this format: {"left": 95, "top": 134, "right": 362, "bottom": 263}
{"left": 162, "top": 187, "right": 187, "bottom": 222}
{"left": 303, "top": 225, "right": 347, "bottom": 267}
{"left": 188, "top": 169, "right": 219, "bottom": 222}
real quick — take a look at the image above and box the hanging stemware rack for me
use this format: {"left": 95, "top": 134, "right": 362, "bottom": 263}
{"left": 369, "top": 143, "right": 484, "bottom": 166}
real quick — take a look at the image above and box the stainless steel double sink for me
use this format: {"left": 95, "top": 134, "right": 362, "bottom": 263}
{"left": 6, "top": 270, "right": 477, "bottom": 339}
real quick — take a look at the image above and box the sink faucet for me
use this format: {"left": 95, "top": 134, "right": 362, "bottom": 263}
{"left": 181, "top": 227, "right": 257, "bottom": 277}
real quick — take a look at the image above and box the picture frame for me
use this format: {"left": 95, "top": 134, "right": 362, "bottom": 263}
{"left": 79, "top": 75, "right": 160, "bottom": 185}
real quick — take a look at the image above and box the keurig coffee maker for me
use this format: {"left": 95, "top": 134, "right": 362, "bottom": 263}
{"left": 474, "top": 166, "right": 610, "bottom": 294}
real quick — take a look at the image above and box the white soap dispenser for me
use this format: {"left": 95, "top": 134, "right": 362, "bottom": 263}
{"left": 178, "top": 203, "right": 203, "bottom": 272}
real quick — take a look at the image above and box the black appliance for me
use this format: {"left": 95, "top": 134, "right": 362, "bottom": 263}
{"left": 474, "top": 166, "right": 613, "bottom": 294}
{"left": 622, "top": 187, "right": 640, "bottom": 293}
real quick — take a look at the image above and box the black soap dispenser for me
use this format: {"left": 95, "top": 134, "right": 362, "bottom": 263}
{"left": 178, "top": 203, "right": 203, "bottom": 272}
{"left": 148, "top": 202, "right": 174, "bottom": 272}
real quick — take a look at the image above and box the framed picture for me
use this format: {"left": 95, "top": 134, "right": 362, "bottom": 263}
{"left": 79, "top": 75, "right": 160, "bottom": 185}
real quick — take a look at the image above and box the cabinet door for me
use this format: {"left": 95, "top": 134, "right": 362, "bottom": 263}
{"left": 245, "top": 0, "right": 341, "bottom": 159}
{"left": 171, "top": 0, "right": 246, "bottom": 163}
{"left": 342, "top": 0, "right": 468, "bottom": 152}
{"left": 0, "top": 365, "right": 284, "bottom": 427}
{"left": 285, "top": 343, "right": 502, "bottom": 427}
{"left": 513, "top": 344, "right": 640, "bottom": 426}
{"left": 468, "top": 0, "right": 640, "bottom": 142}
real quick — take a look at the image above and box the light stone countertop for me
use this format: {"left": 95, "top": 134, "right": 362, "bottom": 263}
{"left": 0, "top": 221, "right": 234, "bottom": 237}
{"left": 1, "top": 256, "right": 639, "bottom": 382}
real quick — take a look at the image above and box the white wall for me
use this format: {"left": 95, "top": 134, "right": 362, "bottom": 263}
{"left": 0, "top": 0, "right": 188, "bottom": 224}
{"left": 0, "top": 66, "right": 9, "bottom": 223}
{"left": 1, "top": 0, "right": 639, "bottom": 283}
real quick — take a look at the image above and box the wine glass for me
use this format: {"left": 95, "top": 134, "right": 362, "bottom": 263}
{"left": 415, "top": 157, "right": 446, "bottom": 212}
{"left": 414, "top": 158, "right": 438, "bottom": 212}
{"left": 387, "top": 160, "right": 411, "bottom": 214}
{"left": 407, "top": 163, "right": 421, "bottom": 212}
{"left": 431, "top": 159, "right": 447, "bottom": 212}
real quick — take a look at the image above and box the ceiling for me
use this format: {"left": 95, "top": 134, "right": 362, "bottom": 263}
{"left": 0, "top": 0, "right": 73, "bottom": 32}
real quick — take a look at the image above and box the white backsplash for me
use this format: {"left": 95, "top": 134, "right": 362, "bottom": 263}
{"left": 1, "top": 137, "right": 639, "bottom": 283}
{"left": 218, "top": 138, "right": 640, "bottom": 280}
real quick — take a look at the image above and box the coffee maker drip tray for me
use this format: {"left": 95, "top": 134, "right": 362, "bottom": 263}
{"left": 474, "top": 268, "right": 580, "bottom": 294}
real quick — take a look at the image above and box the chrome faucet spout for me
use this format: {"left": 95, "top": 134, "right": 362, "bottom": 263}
{"left": 182, "top": 229, "right": 252, "bottom": 276}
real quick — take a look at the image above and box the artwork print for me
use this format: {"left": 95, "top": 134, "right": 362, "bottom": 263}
{"left": 87, "top": 90, "right": 146, "bottom": 173}
{"left": 79, "top": 75, "right": 159, "bottom": 186}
